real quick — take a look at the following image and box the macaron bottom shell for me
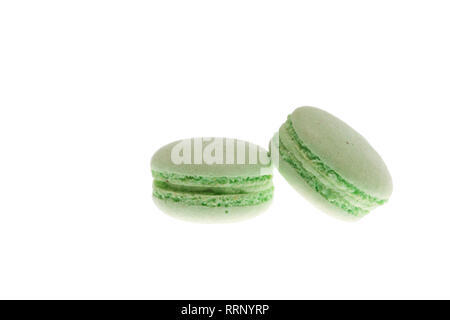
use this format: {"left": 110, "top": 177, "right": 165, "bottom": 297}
{"left": 153, "top": 196, "right": 273, "bottom": 224}
{"left": 152, "top": 178, "right": 274, "bottom": 223}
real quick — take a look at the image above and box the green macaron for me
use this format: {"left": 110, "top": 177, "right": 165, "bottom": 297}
{"left": 271, "top": 106, "right": 392, "bottom": 220}
{"left": 151, "top": 138, "right": 273, "bottom": 223}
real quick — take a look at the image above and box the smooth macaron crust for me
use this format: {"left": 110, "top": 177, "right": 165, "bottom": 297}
{"left": 271, "top": 107, "right": 392, "bottom": 220}
{"left": 151, "top": 138, "right": 273, "bottom": 223}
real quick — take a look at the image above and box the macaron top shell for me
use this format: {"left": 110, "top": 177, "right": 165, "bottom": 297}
{"left": 151, "top": 138, "right": 272, "bottom": 178}
{"left": 289, "top": 107, "right": 392, "bottom": 199}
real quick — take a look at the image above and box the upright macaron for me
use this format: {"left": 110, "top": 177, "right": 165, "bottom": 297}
{"left": 271, "top": 106, "right": 392, "bottom": 220}
{"left": 151, "top": 138, "right": 273, "bottom": 223}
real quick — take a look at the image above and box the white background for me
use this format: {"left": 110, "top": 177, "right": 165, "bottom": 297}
{"left": 1, "top": 1, "right": 449, "bottom": 299}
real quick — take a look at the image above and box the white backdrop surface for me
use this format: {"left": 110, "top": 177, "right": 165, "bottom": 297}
{"left": 0, "top": 1, "right": 449, "bottom": 299}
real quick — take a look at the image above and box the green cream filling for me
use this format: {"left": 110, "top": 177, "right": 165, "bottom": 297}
{"left": 154, "top": 180, "right": 272, "bottom": 195}
{"left": 278, "top": 117, "right": 387, "bottom": 216}
{"left": 153, "top": 181, "right": 274, "bottom": 208}
{"left": 152, "top": 170, "right": 272, "bottom": 187}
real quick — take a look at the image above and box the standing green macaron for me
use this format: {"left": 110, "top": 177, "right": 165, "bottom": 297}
{"left": 151, "top": 138, "right": 273, "bottom": 223}
{"left": 271, "top": 106, "right": 392, "bottom": 220}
